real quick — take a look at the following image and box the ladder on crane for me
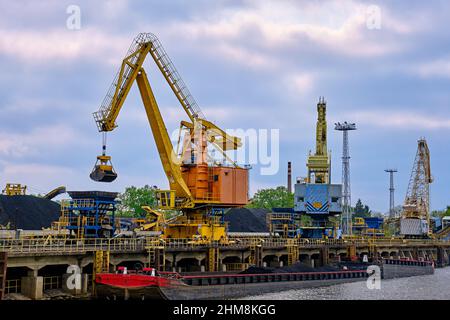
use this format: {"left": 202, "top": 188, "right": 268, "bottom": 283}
{"left": 92, "top": 250, "right": 110, "bottom": 294}
{"left": 147, "top": 35, "right": 204, "bottom": 120}
{"left": 287, "top": 240, "right": 299, "bottom": 266}
{"left": 208, "top": 247, "right": 220, "bottom": 272}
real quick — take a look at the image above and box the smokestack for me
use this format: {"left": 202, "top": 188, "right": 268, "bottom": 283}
{"left": 287, "top": 161, "right": 292, "bottom": 193}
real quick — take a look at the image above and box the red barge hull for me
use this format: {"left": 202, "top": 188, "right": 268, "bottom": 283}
{"left": 94, "top": 259, "right": 434, "bottom": 300}
{"left": 95, "top": 273, "right": 186, "bottom": 300}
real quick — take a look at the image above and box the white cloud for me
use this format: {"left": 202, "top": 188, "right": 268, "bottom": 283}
{"left": 348, "top": 110, "right": 450, "bottom": 130}
{"left": 286, "top": 73, "right": 315, "bottom": 95}
{"left": 0, "top": 162, "right": 78, "bottom": 193}
{"left": 414, "top": 58, "right": 450, "bottom": 78}
{"left": 0, "top": 27, "right": 129, "bottom": 65}
{"left": 0, "top": 125, "right": 81, "bottom": 158}
{"left": 166, "top": 0, "right": 410, "bottom": 67}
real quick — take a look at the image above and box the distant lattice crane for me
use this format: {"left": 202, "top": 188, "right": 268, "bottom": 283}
{"left": 385, "top": 169, "right": 397, "bottom": 218}
{"left": 335, "top": 122, "right": 357, "bottom": 235}
{"left": 402, "top": 138, "right": 433, "bottom": 235}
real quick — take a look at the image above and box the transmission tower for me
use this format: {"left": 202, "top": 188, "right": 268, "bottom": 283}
{"left": 385, "top": 169, "right": 397, "bottom": 218}
{"left": 335, "top": 121, "right": 357, "bottom": 235}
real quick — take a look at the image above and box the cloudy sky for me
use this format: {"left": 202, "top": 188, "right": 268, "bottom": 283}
{"left": 0, "top": 0, "right": 448, "bottom": 213}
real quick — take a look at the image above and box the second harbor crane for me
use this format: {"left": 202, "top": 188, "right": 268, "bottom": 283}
{"left": 400, "top": 138, "right": 433, "bottom": 238}
{"left": 90, "top": 33, "right": 249, "bottom": 241}
{"left": 294, "top": 98, "right": 343, "bottom": 238}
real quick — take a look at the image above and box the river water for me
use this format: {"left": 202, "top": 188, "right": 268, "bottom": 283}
{"left": 243, "top": 267, "right": 450, "bottom": 300}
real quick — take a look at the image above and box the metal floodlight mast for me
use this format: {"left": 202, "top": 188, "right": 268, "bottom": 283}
{"left": 385, "top": 169, "right": 398, "bottom": 218}
{"left": 334, "top": 122, "right": 357, "bottom": 235}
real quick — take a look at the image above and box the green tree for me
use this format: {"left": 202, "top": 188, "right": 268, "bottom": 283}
{"left": 117, "top": 185, "right": 157, "bottom": 217}
{"left": 431, "top": 210, "right": 444, "bottom": 218}
{"left": 246, "top": 186, "right": 294, "bottom": 209}
{"left": 445, "top": 206, "right": 450, "bottom": 217}
{"left": 431, "top": 206, "right": 450, "bottom": 218}
{"left": 353, "top": 198, "right": 371, "bottom": 218}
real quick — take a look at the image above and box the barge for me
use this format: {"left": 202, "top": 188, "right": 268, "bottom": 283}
{"left": 96, "top": 269, "right": 369, "bottom": 300}
{"left": 95, "top": 259, "right": 434, "bottom": 300}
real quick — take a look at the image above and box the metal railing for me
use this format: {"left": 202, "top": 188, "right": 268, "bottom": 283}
{"left": 0, "top": 238, "right": 148, "bottom": 256}
{"left": 5, "top": 279, "right": 21, "bottom": 294}
{"left": 43, "top": 276, "right": 61, "bottom": 290}
{"left": 0, "top": 237, "right": 448, "bottom": 256}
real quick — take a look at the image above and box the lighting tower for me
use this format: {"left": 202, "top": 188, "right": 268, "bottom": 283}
{"left": 384, "top": 169, "right": 397, "bottom": 218}
{"left": 335, "top": 121, "right": 357, "bottom": 235}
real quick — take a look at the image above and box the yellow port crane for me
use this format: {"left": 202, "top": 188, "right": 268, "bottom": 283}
{"left": 90, "top": 33, "right": 249, "bottom": 241}
{"left": 401, "top": 138, "right": 433, "bottom": 236}
{"left": 306, "top": 97, "right": 330, "bottom": 184}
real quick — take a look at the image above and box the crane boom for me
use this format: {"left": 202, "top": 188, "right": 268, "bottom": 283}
{"left": 93, "top": 33, "right": 240, "bottom": 152}
{"left": 90, "top": 33, "right": 246, "bottom": 209}
{"left": 93, "top": 33, "right": 204, "bottom": 132}
{"left": 89, "top": 33, "right": 249, "bottom": 240}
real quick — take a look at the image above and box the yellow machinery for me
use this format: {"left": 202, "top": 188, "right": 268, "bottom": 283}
{"left": 401, "top": 138, "right": 433, "bottom": 236}
{"left": 43, "top": 186, "right": 66, "bottom": 200}
{"left": 295, "top": 98, "right": 341, "bottom": 239}
{"left": 2, "top": 183, "right": 26, "bottom": 196}
{"left": 135, "top": 206, "right": 166, "bottom": 232}
{"left": 90, "top": 33, "right": 249, "bottom": 241}
{"left": 306, "top": 97, "right": 330, "bottom": 184}
{"left": 353, "top": 217, "right": 365, "bottom": 227}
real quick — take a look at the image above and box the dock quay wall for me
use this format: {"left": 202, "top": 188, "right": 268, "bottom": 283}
{"left": 0, "top": 237, "right": 449, "bottom": 299}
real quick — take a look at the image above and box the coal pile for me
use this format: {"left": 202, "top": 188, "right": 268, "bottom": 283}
{"left": 240, "top": 262, "right": 340, "bottom": 274}
{"left": 276, "top": 262, "right": 340, "bottom": 273}
{"left": 224, "top": 208, "right": 270, "bottom": 232}
{"left": 337, "top": 261, "right": 372, "bottom": 271}
{"left": 0, "top": 195, "right": 60, "bottom": 230}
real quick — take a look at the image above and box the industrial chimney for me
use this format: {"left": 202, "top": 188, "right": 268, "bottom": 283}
{"left": 287, "top": 161, "right": 292, "bottom": 193}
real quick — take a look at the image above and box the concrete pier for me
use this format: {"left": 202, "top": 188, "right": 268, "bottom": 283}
{"left": 21, "top": 270, "right": 43, "bottom": 300}
{"left": 1, "top": 237, "right": 449, "bottom": 299}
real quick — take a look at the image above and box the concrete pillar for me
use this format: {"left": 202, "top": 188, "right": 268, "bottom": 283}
{"left": 172, "top": 253, "right": 177, "bottom": 266}
{"left": 200, "top": 266, "right": 205, "bottom": 272}
{"left": 301, "top": 255, "right": 311, "bottom": 266}
{"left": 279, "top": 261, "right": 284, "bottom": 267}
{"left": 81, "top": 274, "right": 89, "bottom": 294}
{"left": 21, "top": 271, "right": 43, "bottom": 300}
{"left": 255, "top": 246, "right": 263, "bottom": 267}
{"left": 222, "top": 264, "right": 227, "bottom": 272}
{"left": 436, "top": 247, "right": 448, "bottom": 267}
{"left": 412, "top": 248, "right": 419, "bottom": 260}
{"left": 27, "top": 269, "right": 38, "bottom": 277}
{"left": 320, "top": 248, "right": 329, "bottom": 266}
